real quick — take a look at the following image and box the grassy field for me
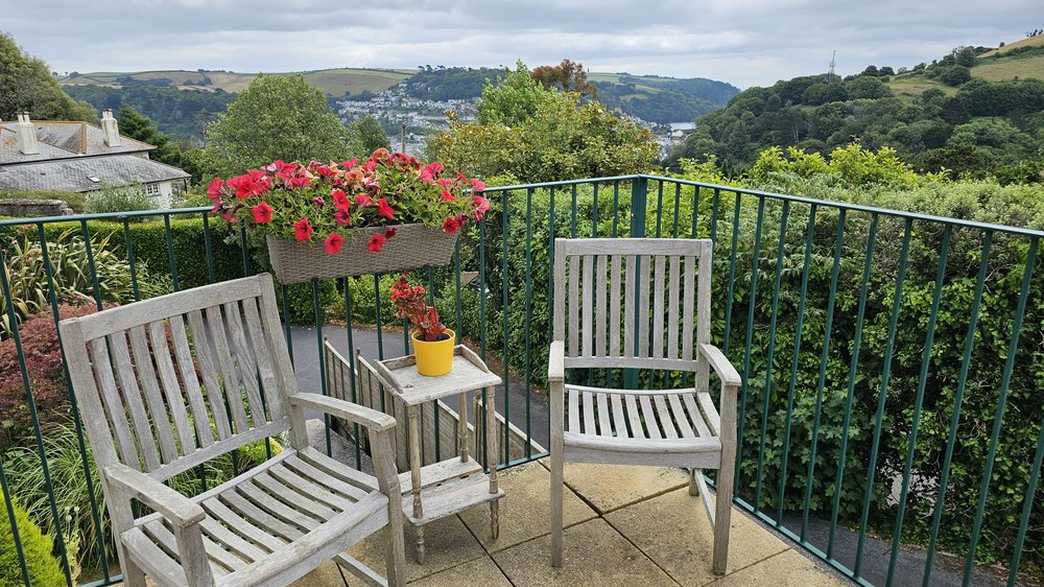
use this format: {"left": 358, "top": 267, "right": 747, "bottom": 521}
{"left": 887, "top": 74, "right": 956, "bottom": 96}
{"left": 972, "top": 54, "right": 1044, "bottom": 81}
{"left": 61, "top": 68, "right": 414, "bottom": 95}
{"left": 980, "top": 35, "right": 1044, "bottom": 58}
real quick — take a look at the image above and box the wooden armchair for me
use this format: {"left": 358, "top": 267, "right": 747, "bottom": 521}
{"left": 59, "top": 274, "right": 406, "bottom": 587}
{"left": 548, "top": 238, "right": 740, "bottom": 574}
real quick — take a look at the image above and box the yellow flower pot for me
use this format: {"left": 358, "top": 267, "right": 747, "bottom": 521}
{"left": 412, "top": 329, "right": 455, "bottom": 376}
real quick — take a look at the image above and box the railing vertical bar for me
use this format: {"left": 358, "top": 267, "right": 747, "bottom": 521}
{"left": 775, "top": 204, "right": 817, "bottom": 524}
{"left": 800, "top": 208, "right": 845, "bottom": 541}
{"left": 280, "top": 283, "right": 295, "bottom": 365}
{"left": 753, "top": 200, "right": 790, "bottom": 511}
{"left": 0, "top": 459, "right": 30, "bottom": 587}
{"left": 854, "top": 217, "right": 913, "bottom": 578}
{"left": 611, "top": 180, "right": 620, "bottom": 238}
{"left": 591, "top": 183, "right": 600, "bottom": 237}
{"left": 523, "top": 187, "right": 535, "bottom": 463}
{"left": 921, "top": 230, "right": 992, "bottom": 586}
{"left": 626, "top": 178, "right": 648, "bottom": 389}
{"left": 239, "top": 224, "right": 251, "bottom": 276}
{"left": 454, "top": 238, "right": 464, "bottom": 464}
{"left": 312, "top": 279, "right": 332, "bottom": 456}
{"left": 37, "top": 223, "right": 112, "bottom": 581}
{"left": 546, "top": 185, "right": 557, "bottom": 442}
{"left": 163, "top": 213, "right": 180, "bottom": 291}
{"left": 0, "top": 247, "right": 74, "bottom": 587}
{"left": 961, "top": 236, "right": 1038, "bottom": 586}
{"left": 374, "top": 274, "right": 385, "bottom": 360}
{"left": 1007, "top": 406, "right": 1044, "bottom": 587}
{"left": 655, "top": 179, "right": 664, "bottom": 237}
{"left": 689, "top": 185, "right": 698, "bottom": 239}
{"left": 500, "top": 190, "right": 517, "bottom": 457}
{"left": 827, "top": 213, "right": 880, "bottom": 559}
{"left": 709, "top": 188, "right": 721, "bottom": 243}
{"left": 883, "top": 225, "right": 951, "bottom": 586}
{"left": 202, "top": 211, "right": 217, "bottom": 283}
{"left": 570, "top": 184, "right": 578, "bottom": 238}
{"left": 79, "top": 219, "right": 104, "bottom": 310}
{"left": 722, "top": 192, "right": 742, "bottom": 353}
{"left": 733, "top": 195, "right": 765, "bottom": 474}
{"left": 121, "top": 217, "right": 140, "bottom": 301}
{"left": 672, "top": 182, "right": 682, "bottom": 238}
{"left": 479, "top": 218, "right": 488, "bottom": 363}
{"left": 342, "top": 279, "right": 362, "bottom": 470}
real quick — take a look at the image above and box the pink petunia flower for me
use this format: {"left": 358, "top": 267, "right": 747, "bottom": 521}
{"left": 294, "top": 218, "right": 314, "bottom": 241}
{"left": 376, "top": 198, "right": 395, "bottom": 220}
{"left": 367, "top": 233, "right": 386, "bottom": 252}
{"left": 324, "top": 232, "right": 344, "bottom": 255}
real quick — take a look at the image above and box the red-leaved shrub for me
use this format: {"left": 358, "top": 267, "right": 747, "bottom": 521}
{"left": 0, "top": 305, "right": 98, "bottom": 444}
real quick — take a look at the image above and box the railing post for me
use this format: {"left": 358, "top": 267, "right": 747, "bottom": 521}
{"left": 625, "top": 176, "right": 648, "bottom": 388}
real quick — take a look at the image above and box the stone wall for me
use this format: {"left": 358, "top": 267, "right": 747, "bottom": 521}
{"left": 0, "top": 198, "right": 74, "bottom": 218}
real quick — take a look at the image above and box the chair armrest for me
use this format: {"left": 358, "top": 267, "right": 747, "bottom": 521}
{"left": 699, "top": 344, "right": 741, "bottom": 389}
{"left": 289, "top": 393, "right": 396, "bottom": 431}
{"left": 548, "top": 340, "right": 565, "bottom": 383}
{"left": 105, "top": 463, "right": 204, "bottom": 528}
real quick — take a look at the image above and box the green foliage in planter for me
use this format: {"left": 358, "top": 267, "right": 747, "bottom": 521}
{"left": 0, "top": 489, "right": 66, "bottom": 587}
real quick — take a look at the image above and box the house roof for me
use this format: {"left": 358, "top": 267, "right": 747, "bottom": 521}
{"left": 0, "top": 120, "right": 155, "bottom": 164}
{"left": 0, "top": 154, "right": 190, "bottom": 193}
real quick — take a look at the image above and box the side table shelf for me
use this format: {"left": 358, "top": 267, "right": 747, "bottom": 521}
{"left": 397, "top": 457, "right": 504, "bottom": 525}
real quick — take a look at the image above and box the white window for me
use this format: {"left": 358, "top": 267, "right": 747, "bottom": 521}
{"left": 145, "top": 183, "right": 160, "bottom": 196}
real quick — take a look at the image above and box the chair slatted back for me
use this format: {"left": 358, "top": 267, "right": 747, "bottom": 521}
{"left": 553, "top": 238, "right": 712, "bottom": 376}
{"left": 60, "top": 275, "right": 296, "bottom": 482}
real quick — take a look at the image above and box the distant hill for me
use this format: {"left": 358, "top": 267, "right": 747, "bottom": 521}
{"left": 669, "top": 36, "right": 1044, "bottom": 183}
{"left": 61, "top": 66, "right": 739, "bottom": 140}
{"left": 62, "top": 67, "right": 414, "bottom": 96}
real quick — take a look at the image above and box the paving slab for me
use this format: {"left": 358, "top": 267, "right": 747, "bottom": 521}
{"left": 605, "top": 487, "right": 789, "bottom": 585}
{"left": 408, "top": 556, "right": 513, "bottom": 586}
{"left": 460, "top": 461, "right": 598, "bottom": 552}
{"left": 493, "top": 517, "right": 678, "bottom": 587}
{"left": 707, "top": 548, "right": 846, "bottom": 586}
{"left": 547, "top": 460, "right": 690, "bottom": 513}
{"left": 346, "top": 514, "right": 486, "bottom": 583}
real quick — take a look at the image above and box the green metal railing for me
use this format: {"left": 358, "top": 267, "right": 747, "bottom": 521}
{"left": 1, "top": 174, "right": 1042, "bottom": 587}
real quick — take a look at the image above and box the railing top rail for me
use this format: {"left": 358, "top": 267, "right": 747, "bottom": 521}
{"left": 645, "top": 174, "right": 1044, "bottom": 239}
{"left": 3, "top": 173, "right": 1041, "bottom": 239}
{"left": 0, "top": 206, "right": 211, "bottom": 227}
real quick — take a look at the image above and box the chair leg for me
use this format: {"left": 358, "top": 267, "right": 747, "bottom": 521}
{"left": 689, "top": 468, "right": 698, "bottom": 496}
{"left": 550, "top": 448, "right": 564, "bottom": 567}
{"left": 121, "top": 555, "right": 147, "bottom": 587}
{"left": 384, "top": 517, "right": 407, "bottom": 587}
{"left": 712, "top": 461, "right": 735, "bottom": 575}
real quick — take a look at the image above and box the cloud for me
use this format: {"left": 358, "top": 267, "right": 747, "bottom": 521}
{"left": 0, "top": 0, "right": 1036, "bottom": 87}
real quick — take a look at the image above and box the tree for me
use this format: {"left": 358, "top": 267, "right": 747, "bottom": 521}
{"left": 846, "top": 76, "right": 891, "bottom": 99}
{"left": 953, "top": 46, "right": 977, "bottom": 68}
{"left": 116, "top": 107, "right": 187, "bottom": 170}
{"left": 937, "top": 65, "right": 971, "bottom": 87}
{"left": 0, "top": 32, "right": 94, "bottom": 121}
{"left": 477, "top": 61, "right": 557, "bottom": 127}
{"left": 201, "top": 75, "right": 361, "bottom": 176}
{"left": 351, "top": 115, "right": 390, "bottom": 153}
{"left": 531, "top": 59, "right": 597, "bottom": 97}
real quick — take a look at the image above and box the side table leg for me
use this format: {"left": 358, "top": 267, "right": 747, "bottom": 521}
{"left": 408, "top": 405, "right": 425, "bottom": 564}
{"left": 458, "top": 391, "right": 469, "bottom": 463}
{"left": 485, "top": 386, "right": 500, "bottom": 540}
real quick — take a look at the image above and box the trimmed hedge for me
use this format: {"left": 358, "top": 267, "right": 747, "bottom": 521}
{"left": 0, "top": 490, "right": 65, "bottom": 587}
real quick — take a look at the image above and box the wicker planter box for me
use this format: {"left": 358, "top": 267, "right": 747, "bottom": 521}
{"left": 266, "top": 224, "right": 457, "bottom": 283}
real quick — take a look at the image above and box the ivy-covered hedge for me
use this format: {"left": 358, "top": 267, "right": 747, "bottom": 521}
{"left": 456, "top": 179, "right": 1043, "bottom": 577}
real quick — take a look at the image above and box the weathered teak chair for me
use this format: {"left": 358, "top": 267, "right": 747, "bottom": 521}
{"left": 59, "top": 274, "right": 406, "bottom": 587}
{"left": 548, "top": 238, "right": 741, "bottom": 574}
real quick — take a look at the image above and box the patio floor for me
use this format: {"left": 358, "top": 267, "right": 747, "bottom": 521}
{"left": 293, "top": 460, "right": 846, "bottom": 586}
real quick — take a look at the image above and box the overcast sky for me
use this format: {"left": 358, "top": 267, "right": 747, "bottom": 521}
{"left": 0, "top": 0, "right": 1037, "bottom": 88}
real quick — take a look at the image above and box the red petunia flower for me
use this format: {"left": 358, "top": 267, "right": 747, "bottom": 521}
{"left": 376, "top": 198, "right": 395, "bottom": 220}
{"left": 440, "top": 188, "right": 455, "bottom": 202}
{"left": 227, "top": 170, "right": 270, "bottom": 199}
{"left": 341, "top": 158, "right": 358, "bottom": 169}
{"left": 316, "top": 165, "right": 335, "bottom": 177}
{"left": 331, "top": 189, "right": 350, "bottom": 210}
{"left": 251, "top": 201, "right": 274, "bottom": 224}
{"left": 294, "top": 218, "right": 314, "bottom": 241}
{"left": 442, "top": 216, "right": 461, "bottom": 235}
{"left": 355, "top": 193, "right": 372, "bottom": 207}
{"left": 473, "top": 195, "right": 490, "bottom": 220}
{"left": 324, "top": 232, "right": 344, "bottom": 255}
{"left": 367, "top": 233, "right": 386, "bottom": 252}
{"left": 384, "top": 227, "right": 397, "bottom": 238}
{"left": 313, "top": 196, "right": 325, "bottom": 207}
{"left": 471, "top": 178, "right": 486, "bottom": 192}
{"left": 419, "top": 162, "right": 444, "bottom": 183}
{"left": 207, "top": 177, "right": 224, "bottom": 200}
{"left": 335, "top": 209, "right": 352, "bottom": 226}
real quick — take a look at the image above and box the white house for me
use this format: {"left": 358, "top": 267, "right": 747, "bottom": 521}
{"left": 0, "top": 110, "right": 190, "bottom": 208}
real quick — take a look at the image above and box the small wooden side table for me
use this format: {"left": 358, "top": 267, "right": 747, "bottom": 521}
{"left": 372, "top": 345, "right": 504, "bottom": 563}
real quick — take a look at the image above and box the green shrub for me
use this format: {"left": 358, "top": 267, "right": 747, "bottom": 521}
{"left": 0, "top": 488, "right": 66, "bottom": 587}
{"left": 84, "top": 184, "right": 158, "bottom": 215}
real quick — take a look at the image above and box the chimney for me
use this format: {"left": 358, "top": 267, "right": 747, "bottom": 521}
{"left": 16, "top": 112, "right": 39, "bottom": 155}
{"left": 100, "top": 109, "right": 122, "bottom": 147}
